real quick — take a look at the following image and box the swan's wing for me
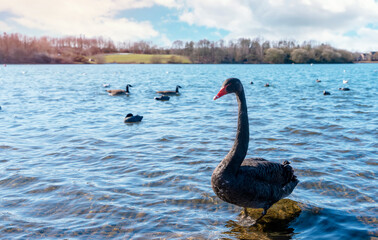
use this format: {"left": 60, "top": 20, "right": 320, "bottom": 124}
{"left": 239, "top": 158, "right": 295, "bottom": 186}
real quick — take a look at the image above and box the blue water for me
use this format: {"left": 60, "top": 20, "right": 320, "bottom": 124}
{"left": 0, "top": 64, "right": 377, "bottom": 239}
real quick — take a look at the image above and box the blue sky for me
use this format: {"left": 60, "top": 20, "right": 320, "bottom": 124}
{"left": 0, "top": 0, "right": 377, "bottom": 52}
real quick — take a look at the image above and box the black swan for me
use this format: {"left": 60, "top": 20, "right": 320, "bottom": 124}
{"left": 316, "top": 79, "right": 321, "bottom": 83}
{"left": 154, "top": 95, "right": 170, "bottom": 101}
{"left": 124, "top": 113, "right": 143, "bottom": 123}
{"left": 212, "top": 78, "right": 299, "bottom": 223}
{"left": 107, "top": 84, "right": 132, "bottom": 96}
{"left": 323, "top": 90, "right": 331, "bottom": 95}
{"left": 264, "top": 83, "right": 270, "bottom": 87}
{"left": 156, "top": 85, "right": 182, "bottom": 95}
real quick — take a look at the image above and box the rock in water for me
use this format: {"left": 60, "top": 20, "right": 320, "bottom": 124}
{"left": 244, "top": 199, "right": 302, "bottom": 223}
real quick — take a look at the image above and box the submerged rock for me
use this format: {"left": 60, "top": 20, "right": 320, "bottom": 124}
{"left": 244, "top": 199, "right": 302, "bottom": 223}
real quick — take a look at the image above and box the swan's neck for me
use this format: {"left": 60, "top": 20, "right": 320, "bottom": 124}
{"left": 176, "top": 86, "right": 179, "bottom": 93}
{"left": 126, "top": 85, "right": 129, "bottom": 93}
{"left": 219, "top": 89, "right": 249, "bottom": 176}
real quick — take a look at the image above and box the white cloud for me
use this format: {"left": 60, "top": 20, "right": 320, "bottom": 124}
{"left": 0, "top": 21, "right": 11, "bottom": 32}
{"left": 0, "top": 0, "right": 161, "bottom": 41}
{"left": 175, "top": 0, "right": 378, "bottom": 51}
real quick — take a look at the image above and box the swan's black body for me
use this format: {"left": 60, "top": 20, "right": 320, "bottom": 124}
{"left": 107, "top": 84, "right": 132, "bottom": 96}
{"left": 156, "top": 85, "right": 182, "bottom": 95}
{"left": 212, "top": 78, "right": 298, "bottom": 221}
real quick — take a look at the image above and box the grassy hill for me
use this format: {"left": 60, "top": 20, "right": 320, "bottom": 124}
{"left": 94, "top": 53, "right": 192, "bottom": 64}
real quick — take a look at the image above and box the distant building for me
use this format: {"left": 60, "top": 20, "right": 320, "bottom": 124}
{"left": 358, "top": 51, "right": 377, "bottom": 61}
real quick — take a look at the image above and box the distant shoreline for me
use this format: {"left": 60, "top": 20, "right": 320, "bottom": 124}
{"left": 354, "top": 61, "right": 378, "bottom": 63}
{"left": 2, "top": 53, "right": 377, "bottom": 65}
{"left": 3, "top": 62, "right": 377, "bottom": 65}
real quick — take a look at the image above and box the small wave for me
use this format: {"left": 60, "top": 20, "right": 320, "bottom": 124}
{"left": 0, "top": 145, "right": 19, "bottom": 150}
{"left": 281, "top": 127, "right": 322, "bottom": 136}
{"left": 27, "top": 185, "right": 61, "bottom": 194}
{"left": 0, "top": 175, "right": 38, "bottom": 188}
{"left": 300, "top": 180, "right": 361, "bottom": 199}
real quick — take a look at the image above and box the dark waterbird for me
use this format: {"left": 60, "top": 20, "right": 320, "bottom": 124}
{"left": 323, "top": 90, "right": 331, "bottom": 95}
{"left": 264, "top": 83, "right": 270, "bottom": 87}
{"left": 339, "top": 87, "right": 350, "bottom": 91}
{"left": 316, "top": 79, "right": 321, "bottom": 83}
{"left": 156, "top": 85, "right": 182, "bottom": 95}
{"left": 124, "top": 113, "right": 143, "bottom": 123}
{"left": 107, "top": 84, "right": 132, "bottom": 96}
{"left": 154, "top": 95, "right": 170, "bottom": 101}
{"left": 212, "top": 78, "right": 299, "bottom": 224}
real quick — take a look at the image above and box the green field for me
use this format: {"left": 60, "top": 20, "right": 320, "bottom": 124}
{"left": 95, "top": 54, "right": 192, "bottom": 64}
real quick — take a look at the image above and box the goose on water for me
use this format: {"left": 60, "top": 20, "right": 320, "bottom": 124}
{"left": 156, "top": 85, "right": 182, "bottom": 95}
{"left": 107, "top": 84, "right": 132, "bottom": 96}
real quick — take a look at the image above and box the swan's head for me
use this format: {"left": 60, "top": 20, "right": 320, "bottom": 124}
{"left": 125, "top": 113, "right": 134, "bottom": 118}
{"left": 214, "top": 78, "right": 242, "bottom": 100}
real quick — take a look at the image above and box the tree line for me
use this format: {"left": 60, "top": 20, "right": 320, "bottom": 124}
{"left": 0, "top": 32, "right": 366, "bottom": 64}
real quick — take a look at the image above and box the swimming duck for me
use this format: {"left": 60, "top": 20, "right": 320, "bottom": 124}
{"left": 339, "top": 87, "right": 350, "bottom": 91}
{"left": 154, "top": 95, "right": 170, "bottom": 101}
{"left": 124, "top": 113, "right": 143, "bottom": 123}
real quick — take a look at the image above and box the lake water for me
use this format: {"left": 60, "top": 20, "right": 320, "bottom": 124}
{"left": 0, "top": 63, "right": 377, "bottom": 239}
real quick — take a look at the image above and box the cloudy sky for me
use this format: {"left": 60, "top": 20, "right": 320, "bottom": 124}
{"left": 0, "top": 0, "right": 377, "bottom": 52}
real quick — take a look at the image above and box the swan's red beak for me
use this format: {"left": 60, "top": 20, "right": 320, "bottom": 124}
{"left": 213, "top": 86, "right": 228, "bottom": 100}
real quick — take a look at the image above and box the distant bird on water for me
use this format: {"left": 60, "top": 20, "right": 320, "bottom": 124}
{"left": 154, "top": 95, "right": 170, "bottom": 101}
{"left": 323, "top": 90, "right": 331, "bottom": 95}
{"left": 102, "top": 83, "right": 110, "bottom": 88}
{"left": 316, "top": 79, "right": 321, "bottom": 83}
{"left": 156, "top": 85, "right": 182, "bottom": 95}
{"left": 343, "top": 80, "right": 349, "bottom": 84}
{"left": 250, "top": 81, "right": 254, "bottom": 84}
{"left": 107, "top": 84, "right": 132, "bottom": 96}
{"left": 124, "top": 113, "right": 143, "bottom": 123}
{"left": 212, "top": 78, "right": 299, "bottom": 224}
{"left": 339, "top": 87, "right": 350, "bottom": 91}
{"left": 264, "top": 83, "right": 270, "bottom": 87}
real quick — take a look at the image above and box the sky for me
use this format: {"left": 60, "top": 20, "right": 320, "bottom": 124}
{"left": 0, "top": 0, "right": 377, "bottom": 52}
